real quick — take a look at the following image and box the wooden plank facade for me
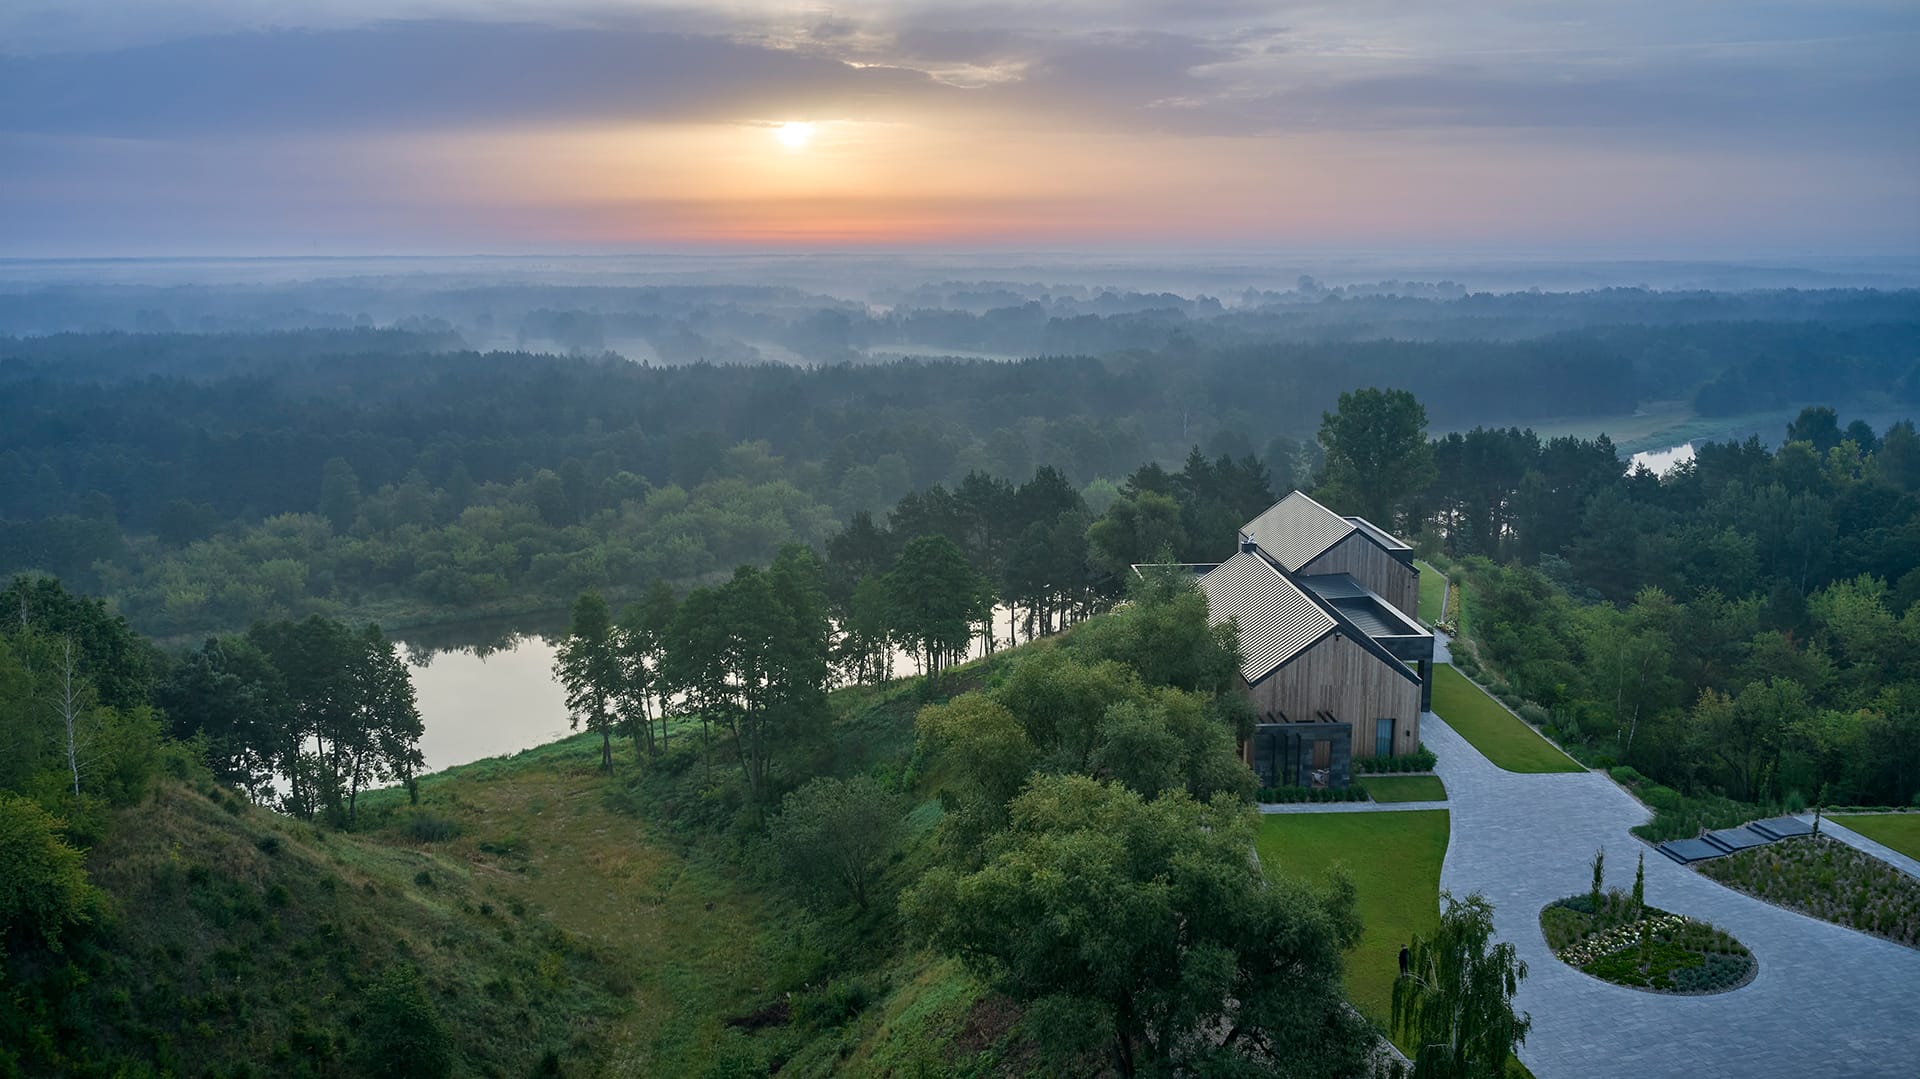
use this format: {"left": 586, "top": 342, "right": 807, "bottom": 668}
{"left": 1299, "top": 533, "right": 1419, "bottom": 621}
{"left": 1245, "top": 631, "right": 1422, "bottom": 759}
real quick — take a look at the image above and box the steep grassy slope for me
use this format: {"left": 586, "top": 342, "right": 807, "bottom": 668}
{"left": 18, "top": 625, "right": 1392, "bottom": 1077}
{"left": 355, "top": 730, "right": 782, "bottom": 1074}
{"left": 11, "top": 778, "right": 627, "bottom": 1078}
{"left": 348, "top": 650, "right": 1036, "bottom": 1077}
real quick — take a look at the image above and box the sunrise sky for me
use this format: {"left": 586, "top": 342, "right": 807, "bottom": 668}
{"left": 2, "top": 1, "right": 1915, "bottom": 256}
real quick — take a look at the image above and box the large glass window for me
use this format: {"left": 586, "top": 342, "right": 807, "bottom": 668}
{"left": 1375, "top": 718, "right": 1394, "bottom": 757}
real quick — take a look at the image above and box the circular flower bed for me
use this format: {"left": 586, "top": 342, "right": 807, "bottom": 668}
{"left": 1540, "top": 894, "right": 1755, "bottom": 994}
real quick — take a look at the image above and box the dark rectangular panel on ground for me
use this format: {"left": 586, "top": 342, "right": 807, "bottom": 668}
{"left": 1748, "top": 817, "right": 1814, "bottom": 841}
{"left": 1659, "top": 838, "right": 1727, "bottom": 864}
{"left": 1704, "top": 826, "right": 1773, "bottom": 853}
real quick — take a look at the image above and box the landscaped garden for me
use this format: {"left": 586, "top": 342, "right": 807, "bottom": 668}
{"left": 1365, "top": 774, "right": 1447, "bottom": 803}
{"left": 1539, "top": 849, "right": 1755, "bottom": 994}
{"left": 1541, "top": 894, "right": 1754, "bottom": 994}
{"left": 1697, "top": 834, "right": 1920, "bottom": 948}
{"left": 1430, "top": 665, "right": 1585, "bottom": 774}
{"left": 1829, "top": 813, "right": 1920, "bottom": 861}
{"left": 1254, "top": 811, "right": 1449, "bottom": 1024}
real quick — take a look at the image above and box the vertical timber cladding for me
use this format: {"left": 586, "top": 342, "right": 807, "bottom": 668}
{"left": 1299, "top": 533, "right": 1419, "bottom": 621}
{"left": 1249, "top": 632, "right": 1421, "bottom": 758}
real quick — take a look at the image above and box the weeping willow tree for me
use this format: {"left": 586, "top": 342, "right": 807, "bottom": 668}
{"left": 1391, "top": 890, "right": 1531, "bottom": 1079}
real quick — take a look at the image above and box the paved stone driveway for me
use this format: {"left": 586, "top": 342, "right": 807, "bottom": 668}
{"left": 1421, "top": 713, "right": 1920, "bottom": 1079}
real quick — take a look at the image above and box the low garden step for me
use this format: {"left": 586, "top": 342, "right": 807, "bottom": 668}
{"left": 1748, "top": 816, "right": 1814, "bottom": 841}
{"left": 1701, "top": 826, "right": 1772, "bottom": 854}
{"left": 1658, "top": 837, "right": 1727, "bottom": 864}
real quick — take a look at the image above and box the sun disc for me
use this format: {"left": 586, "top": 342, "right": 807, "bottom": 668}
{"left": 776, "top": 122, "right": 814, "bottom": 149}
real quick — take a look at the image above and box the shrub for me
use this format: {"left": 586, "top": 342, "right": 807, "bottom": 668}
{"left": 767, "top": 775, "right": 909, "bottom": 911}
{"left": 1354, "top": 745, "right": 1437, "bottom": 774}
{"left": 0, "top": 794, "right": 103, "bottom": 952}
{"left": 356, "top": 967, "right": 453, "bottom": 1079}
{"left": 1517, "top": 703, "right": 1551, "bottom": 727}
{"left": 1255, "top": 784, "right": 1370, "bottom": 803}
{"left": 404, "top": 813, "right": 463, "bottom": 843}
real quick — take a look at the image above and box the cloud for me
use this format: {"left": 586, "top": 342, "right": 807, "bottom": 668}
{"left": 0, "top": 1, "right": 1913, "bottom": 254}
{"left": 3, "top": 4, "right": 1912, "bottom": 146}
{"left": 0, "top": 22, "right": 959, "bottom": 137}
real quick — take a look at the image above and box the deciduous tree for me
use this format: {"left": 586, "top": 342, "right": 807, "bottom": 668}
{"left": 907, "top": 776, "right": 1370, "bottom": 1078}
{"left": 1317, "top": 387, "right": 1437, "bottom": 531}
{"left": 1391, "top": 891, "right": 1531, "bottom": 1079}
{"left": 555, "top": 592, "right": 621, "bottom": 773}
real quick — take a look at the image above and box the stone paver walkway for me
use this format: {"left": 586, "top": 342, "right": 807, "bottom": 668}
{"left": 1422, "top": 712, "right": 1920, "bottom": 1079}
{"left": 1808, "top": 816, "right": 1920, "bottom": 880}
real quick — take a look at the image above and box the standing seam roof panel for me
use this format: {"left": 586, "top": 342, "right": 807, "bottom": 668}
{"left": 1197, "top": 551, "right": 1338, "bottom": 683}
{"left": 1239, "top": 490, "right": 1357, "bottom": 572}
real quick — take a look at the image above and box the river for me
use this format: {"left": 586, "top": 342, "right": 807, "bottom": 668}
{"left": 1629, "top": 441, "right": 1696, "bottom": 474}
{"left": 399, "top": 605, "right": 1027, "bottom": 775}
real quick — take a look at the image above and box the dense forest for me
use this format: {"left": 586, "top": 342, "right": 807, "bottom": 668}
{"left": 1412, "top": 407, "right": 1920, "bottom": 815}
{"left": 4, "top": 281, "right": 1917, "bottom": 639}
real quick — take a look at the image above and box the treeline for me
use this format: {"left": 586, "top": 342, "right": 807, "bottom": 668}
{"left": 1414, "top": 406, "right": 1920, "bottom": 608}
{"left": 0, "top": 573, "right": 427, "bottom": 828}
{"left": 162, "top": 616, "right": 425, "bottom": 823}
{"left": 6, "top": 309, "right": 1916, "bottom": 638}
{"left": 7, "top": 278, "right": 1912, "bottom": 362}
{"left": 545, "top": 453, "right": 1284, "bottom": 791}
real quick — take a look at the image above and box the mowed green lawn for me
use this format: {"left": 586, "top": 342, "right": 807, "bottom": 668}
{"left": 1366, "top": 774, "right": 1447, "bottom": 803}
{"left": 1255, "top": 811, "right": 1449, "bottom": 1025}
{"left": 1431, "top": 665, "right": 1584, "bottom": 774}
{"left": 1829, "top": 814, "right": 1920, "bottom": 860}
{"left": 1416, "top": 561, "right": 1448, "bottom": 625}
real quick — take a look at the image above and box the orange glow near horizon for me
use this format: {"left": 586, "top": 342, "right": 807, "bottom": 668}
{"left": 359, "top": 118, "right": 1919, "bottom": 251}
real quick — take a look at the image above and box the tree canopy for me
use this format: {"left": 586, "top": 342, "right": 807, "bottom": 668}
{"left": 908, "top": 775, "right": 1372, "bottom": 1078}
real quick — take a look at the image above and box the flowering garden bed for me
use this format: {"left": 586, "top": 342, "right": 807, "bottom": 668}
{"left": 1540, "top": 893, "right": 1755, "bottom": 994}
{"left": 1697, "top": 834, "right": 1920, "bottom": 948}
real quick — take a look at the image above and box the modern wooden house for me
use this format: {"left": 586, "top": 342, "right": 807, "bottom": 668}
{"left": 1193, "top": 491, "right": 1433, "bottom": 789}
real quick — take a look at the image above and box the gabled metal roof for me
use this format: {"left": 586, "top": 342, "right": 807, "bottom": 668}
{"left": 1239, "top": 491, "right": 1357, "bottom": 572}
{"left": 1198, "top": 551, "right": 1337, "bottom": 684}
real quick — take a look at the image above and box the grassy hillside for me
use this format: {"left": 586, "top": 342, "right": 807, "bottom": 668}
{"left": 347, "top": 650, "right": 1037, "bottom": 1077}
{"left": 16, "top": 611, "right": 1413, "bottom": 1077}
{"left": 13, "top": 777, "right": 628, "bottom": 1078}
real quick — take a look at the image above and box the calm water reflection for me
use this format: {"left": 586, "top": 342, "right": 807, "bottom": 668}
{"left": 1629, "top": 441, "right": 1696, "bottom": 474}
{"left": 400, "top": 605, "right": 1032, "bottom": 775}
{"left": 405, "top": 632, "right": 571, "bottom": 774}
